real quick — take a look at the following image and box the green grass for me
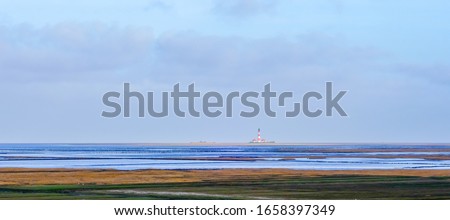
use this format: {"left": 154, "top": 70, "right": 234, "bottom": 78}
{"left": 1, "top": 175, "right": 450, "bottom": 199}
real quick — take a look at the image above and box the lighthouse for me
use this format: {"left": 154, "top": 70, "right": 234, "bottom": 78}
{"left": 257, "top": 128, "right": 261, "bottom": 142}
{"left": 251, "top": 128, "right": 267, "bottom": 143}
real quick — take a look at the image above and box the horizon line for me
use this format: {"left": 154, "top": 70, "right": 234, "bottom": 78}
{"left": 1, "top": 142, "right": 450, "bottom": 146}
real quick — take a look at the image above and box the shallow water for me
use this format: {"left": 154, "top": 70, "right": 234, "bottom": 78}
{"left": 0, "top": 144, "right": 450, "bottom": 170}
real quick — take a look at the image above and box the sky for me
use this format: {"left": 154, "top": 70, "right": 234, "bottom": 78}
{"left": 0, "top": 0, "right": 449, "bottom": 143}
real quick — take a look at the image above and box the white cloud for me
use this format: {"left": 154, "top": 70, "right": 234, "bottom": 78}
{"left": 151, "top": 31, "right": 383, "bottom": 86}
{"left": 394, "top": 63, "right": 450, "bottom": 85}
{"left": 213, "top": 0, "right": 279, "bottom": 17}
{"left": 0, "top": 23, "right": 153, "bottom": 82}
{"left": 0, "top": 23, "right": 383, "bottom": 86}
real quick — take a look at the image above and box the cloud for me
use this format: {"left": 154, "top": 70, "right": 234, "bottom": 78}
{"left": 213, "top": 0, "right": 279, "bottom": 17}
{"left": 0, "top": 23, "right": 153, "bottom": 82}
{"left": 3, "top": 22, "right": 446, "bottom": 90}
{"left": 394, "top": 63, "right": 450, "bottom": 85}
{"left": 151, "top": 31, "right": 383, "bottom": 86}
{"left": 0, "top": 22, "right": 383, "bottom": 87}
{"left": 144, "top": 0, "right": 172, "bottom": 11}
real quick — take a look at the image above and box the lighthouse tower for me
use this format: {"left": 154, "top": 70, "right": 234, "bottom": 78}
{"left": 257, "top": 128, "right": 261, "bottom": 142}
{"left": 251, "top": 128, "right": 266, "bottom": 143}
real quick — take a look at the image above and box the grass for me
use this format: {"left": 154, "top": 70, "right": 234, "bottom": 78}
{"left": 2, "top": 175, "right": 450, "bottom": 199}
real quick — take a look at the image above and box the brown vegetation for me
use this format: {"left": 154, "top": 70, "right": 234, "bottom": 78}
{"left": 1, "top": 168, "right": 450, "bottom": 186}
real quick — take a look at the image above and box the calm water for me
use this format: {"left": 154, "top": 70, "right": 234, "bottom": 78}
{"left": 1, "top": 144, "right": 450, "bottom": 170}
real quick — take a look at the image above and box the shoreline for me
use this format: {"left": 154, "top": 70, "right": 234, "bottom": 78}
{"left": 2, "top": 143, "right": 450, "bottom": 146}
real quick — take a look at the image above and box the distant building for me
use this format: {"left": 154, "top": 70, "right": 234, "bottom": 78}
{"left": 250, "top": 128, "right": 273, "bottom": 143}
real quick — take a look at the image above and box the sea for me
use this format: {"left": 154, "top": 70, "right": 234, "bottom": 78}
{"left": 1, "top": 144, "right": 450, "bottom": 170}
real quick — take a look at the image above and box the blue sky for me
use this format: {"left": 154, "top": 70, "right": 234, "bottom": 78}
{"left": 0, "top": 0, "right": 449, "bottom": 143}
